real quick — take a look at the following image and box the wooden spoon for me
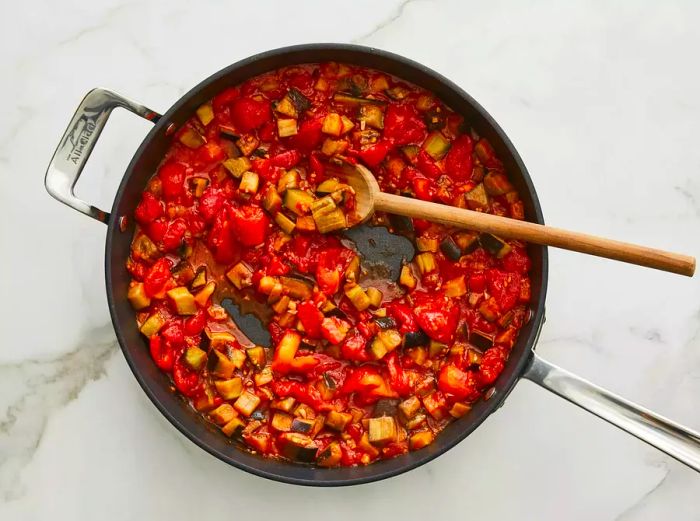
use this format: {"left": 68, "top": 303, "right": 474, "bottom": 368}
{"left": 339, "top": 163, "right": 696, "bottom": 277}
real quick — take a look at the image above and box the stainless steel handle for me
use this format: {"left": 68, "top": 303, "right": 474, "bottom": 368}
{"left": 45, "top": 88, "right": 161, "bottom": 223}
{"left": 524, "top": 352, "right": 700, "bottom": 472}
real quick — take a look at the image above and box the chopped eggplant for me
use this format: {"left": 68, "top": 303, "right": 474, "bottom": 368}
{"left": 311, "top": 195, "right": 346, "bottom": 233}
{"left": 374, "top": 316, "right": 397, "bottom": 329}
{"left": 344, "top": 255, "right": 360, "bottom": 282}
{"left": 373, "top": 398, "right": 399, "bottom": 417}
{"left": 214, "top": 377, "right": 243, "bottom": 400}
{"left": 370, "top": 337, "right": 388, "bottom": 360}
{"left": 222, "top": 157, "right": 251, "bottom": 178}
{"left": 478, "top": 297, "right": 500, "bottom": 322}
{"left": 183, "top": 346, "right": 207, "bottom": 371}
{"left": 403, "top": 330, "right": 429, "bottom": 348}
{"left": 366, "top": 287, "right": 383, "bottom": 308}
{"left": 344, "top": 284, "right": 371, "bottom": 311}
{"left": 270, "top": 397, "right": 296, "bottom": 413}
{"left": 423, "top": 106, "right": 447, "bottom": 131}
{"left": 279, "top": 433, "right": 318, "bottom": 463}
{"left": 422, "top": 131, "right": 451, "bottom": 160}
{"left": 320, "top": 138, "right": 349, "bottom": 156}
{"left": 295, "top": 215, "right": 316, "bottom": 232}
{"left": 236, "top": 134, "right": 259, "bottom": 156}
{"left": 221, "top": 417, "right": 245, "bottom": 437}
{"left": 179, "top": 127, "right": 205, "bottom": 148}
{"left": 246, "top": 346, "right": 267, "bottom": 369}
{"left": 128, "top": 282, "right": 151, "bottom": 310}
{"left": 291, "top": 417, "right": 315, "bottom": 434}
{"left": 233, "top": 390, "right": 261, "bottom": 417}
{"left": 277, "top": 118, "right": 298, "bottom": 137}
{"left": 400, "top": 145, "right": 420, "bottom": 163}
{"left": 271, "top": 412, "right": 293, "bottom": 432}
{"left": 404, "top": 413, "right": 427, "bottom": 430}
{"left": 483, "top": 171, "right": 514, "bottom": 196}
{"left": 132, "top": 234, "right": 159, "bottom": 262}
{"left": 340, "top": 115, "right": 355, "bottom": 134}
{"left": 274, "top": 212, "right": 296, "bottom": 235}
{"left": 449, "top": 402, "right": 472, "bottom": 418}
{"left": 209, "top": 404, "right": 236, "bottom": 425}
{"left": 316, "top": 177, "right": 340, "bottom": 195}
{"left": 254, "top": 367, "right": 274, "bottom": 387}
{"left": 239, "top": 171, "right": 259, "bottom": 194}
{"left": 399, "top": 396, "right": 421, "bottom": 419}
{"left": 399, "top": 264, "right": 417, "bottom": 290}
{"left": 353, "top": 128, "right": 380, "bottom": 147}
{"left": 385, "top": 86, "right": 409, "bottom": 100}
{"left": 377, "top": 329, "right": 402, "bottom": 351}
{"left": 277, "top": 169, "right": 300, "bottom": 192}
{"left": 440, "top": 236, "right": 461, "bottom": 261}
{"left": 358, "top": 104, "right": 384, "bottom": 129}
{"left": 322, "top": 113, "right": 343, "bottom": 137}
{"left": 288, "top": 87, "right": 311, "bottom": 114}
{"left": 284, "top": 188, "right": 315, "bottom": 216}
{"left": 280, "top": 276, "right": 313, "bottom": 300}
{"left": 189, "top": 176, "right": 209, "bottom": 197}
{"left": 325, "top": 411, "right": 352, "bottom": 432}
{"left": 479, "top": 233, "right": 512, "bottom": 258}
{"left": 194, "top": 281, "right": 216, "bottom": 307}
{"left": 470, "top": 329, "right": 495, "bottom": 350}
{"left": 166, "top": 287, "right": 198, "bottom": 315}
{"left": 368, "top": 416, "right": 397, "bottom": 445}
{"left": 196, "top": 103, "right": 214, "bottom": 126}
{"left": 416, "top": 236, "right": 439, "bottom": 252}
{"left": 453, "top": 232, "right": 480, "bottom": 253}
{"left": 226, "top": 261, "right": 254, "bottom": 290}
{"left": 429, "top": 339, "right": 448, "bottom": 357}
{"left": 464, "top": 183, "right": 490, "bottom": 211}
{"left": 208, "top": 350, "right": 237, "bottom": 379}
{"left": 415, "top": 252, "right": 436, "bottom": 275}
{"left": 409, "top": 430, "right": 434, "bottom": 450}
{"left": 262, "top": 185, "right": 283, "bottom": 214}
{"left": 388, "top": 213, "right": 414, "bottom": 233}
{"left": 317, "top": 441, "right": 342, "bottom": 467}
{"left": 219, "top": 125, "right": 239, "bottom": 142}
{"left": 275, "top": 95, "right": 298, "bottom": 118}
{"left": 333, "top": 92, "right": 387, "bottom": 106}
{"left": 443, "top": 275, "right": 467, "bottom": 298}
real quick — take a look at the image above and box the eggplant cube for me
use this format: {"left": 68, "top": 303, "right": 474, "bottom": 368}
{"left": 234, "top": 391, "right": 261, "bottom": 417}
{"left": 368, "top": 416, "right": 397, "bottom": 445}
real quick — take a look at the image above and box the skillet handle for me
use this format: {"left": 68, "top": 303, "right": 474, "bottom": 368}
{"left": 45, "top": 88, "right": 161, "bottom": 224}
{"left": 524, "top": 353, "right": 700, "bottom": 472}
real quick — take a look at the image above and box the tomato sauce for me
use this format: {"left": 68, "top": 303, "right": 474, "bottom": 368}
{"left": 126, "top": 62, "right": 532, "bottom": 467}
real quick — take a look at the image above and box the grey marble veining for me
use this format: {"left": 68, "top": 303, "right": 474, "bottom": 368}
{"left": 1, "top": 1, "right": 699, "bottom": 519}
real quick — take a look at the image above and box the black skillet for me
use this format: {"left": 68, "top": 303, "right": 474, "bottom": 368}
{"left": 45, "top": 44, "right": 700, "bottom": 485}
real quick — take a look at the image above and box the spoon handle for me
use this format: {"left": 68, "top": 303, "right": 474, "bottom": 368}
{"left": 374, "top": 192, "right": 695, "bottom": 277}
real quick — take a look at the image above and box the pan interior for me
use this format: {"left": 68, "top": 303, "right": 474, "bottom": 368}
{"left": 105, "top": 44, "right": 547, "bottom": 486}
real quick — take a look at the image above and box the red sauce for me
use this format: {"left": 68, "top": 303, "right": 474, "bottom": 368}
{"left": 126, "top": 62, "right": 532, "bottom": 467}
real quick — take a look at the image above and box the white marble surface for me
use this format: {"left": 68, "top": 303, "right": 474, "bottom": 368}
{"left": 2, "top": 0, "right": 700, "bottom": 519}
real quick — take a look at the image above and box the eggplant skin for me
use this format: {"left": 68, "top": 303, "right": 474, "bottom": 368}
{"left": 403, "top": 330, "right": 429, "bottom": 348}
{"left": 470, "top": 330, "right": 494, "bottom": 350}
{"left": 373, "top": 399, "right": 399, "bottom": 418}
{"left": 374, "top": 316, "right": 397, "bottom": 329}
{"left": 440, "top": 236, "right": 461, "bottom": 261}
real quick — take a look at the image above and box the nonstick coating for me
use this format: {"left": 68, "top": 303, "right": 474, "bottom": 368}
{"left": 105, "top": 44, "right": 548, "bottom": 486}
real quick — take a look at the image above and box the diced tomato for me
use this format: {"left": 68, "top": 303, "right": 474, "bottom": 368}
{"left": 340, "top": 330, "right": 370, "bottom": 362}
{"left": 158, "top": 162, "right": 186, "bottom": 201}
{"left": 272, "top": 380, "right": 329, "bottom": 411}
{"left": 196, "top": 142, "right": 225, "bottom": 164}
{"left": 474, "top": 138, "right": 502, "bottom": 170}
{"left": 134, "top": 192, "right": 163, "bottom": 224}
{"left": 144, "top": 258, "right": 172, "bottom": 297}
{"left": 412, "top": 293, "right": 459, "bottom": 343}
{"left": 383, "top": 104, "right": 426, "bottom": 145}
{"left": 207, "top": 211, "right": 237, "bottom": 264}
{"left": 297, "top": 301, "right": 324, "bottom": 339}
{"left": 341, "top": 366, "right": 394, "bottom": 403}
{"left": 321, "top": 317, "right": 350, "bottom": 345}
{"left": 478, "top": 347, "right": 507, "bottom": 386}
{"left": 438, "top": 364, "right": 479, "bottom": 400}
{"left": 444, "top": 135, "right": 474, "bottom": 181}
{"left": 386, "top": 352, "right": 411, "bottom": 396}
{"left": 486, "top": 269, "right": 521, "bottom": 313}
{"left": 198, "top": 188, "right": 226, "bottom": 224}
{"left": 359, "top": 140, "right": 391, "bottom": 167}
{"left": 270, "top": 149, "right": 301, "bottom": 169}
{"left": 501, "top": 247, "right": 531, "bottom": 274}
{"left": 231, "top": 205, "right": 269, "bottom": 247}
{"left": 386, "top": 302, "right": 419, "bottom": 333}
{"left": 469, "top": 272, "right": 486, "bottom": 293}
{"left": 212, "top": 87, "right": 240, "bottom": 113}
{"left": 416, "top": 150, "right": 441, "bottom": 179}
{"left": 184, "top": 310, "right": 207, "bottom": 336}
{"left": 412, "top": 176, "right": 435, "bottom": 201}
{"left": 162, "top": 218, "right": 188, "bottom": 252}
{"left": 160, "top": 320, "right": 184, "bottom": 347}
{"left": 309, "top": 152, "right": 325, "bottom": 178}
{"left": 289, "top": 355, "right": 319, "bottom": 373}
{"left": 149, "top": 334, "right": 175, "bottom": 371}
{"left": 315, "top": 247, "right": 354, "bottom": 295}
{"left": 173, "top": 358, "right": 201, "bottom": 397}
{"left": 230, "top": 96, "right": 272, "bottom": 132}
{"left": 290, "top": 116, "right": 324, "bottom": 151}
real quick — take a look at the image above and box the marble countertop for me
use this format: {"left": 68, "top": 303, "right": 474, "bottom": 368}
{"left": 2, "top": 0, "right": 699, "bottom": 519}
